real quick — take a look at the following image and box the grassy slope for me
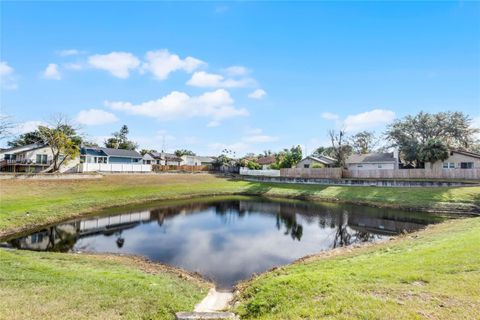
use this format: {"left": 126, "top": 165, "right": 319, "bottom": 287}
{"left": 0, "top": 250, "right": 209, "bottom": 320}
{"left": 235, "top": 217, "right": 480, "bottom": 320}
{"left": 1, "top": 174, "right": 479, "bottom": 236}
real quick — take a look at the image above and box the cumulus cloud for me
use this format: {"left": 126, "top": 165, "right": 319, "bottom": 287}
{"left": 15, "top": 120, "right": 47, "bottom": 134}
{"left": 141, "top": 49, "right": 204, "bottom": 80}
{"left": 88, "top": 52, "right": 140, "bottom": 78}
{"left": 57, "top": 49, "right": 85, "bottom": 57}
{"left": 75, "top": 109, "right": 119, "bottom": 126}
{"left": 0, "top": 61, "right": 18, "bottom": 90}
{"left": 243, "top": 127, "right": 278, "bottom": 143}
{"left": 343, "top": 109, "right": 395, "bottom": 132}
{"left": 224, "top": 65, "right": 249, "bottom": 76}
{"left": 43, "top": 63, "right": 62, "bottom": 80}
{"left": 321, "top": 112, "right": 340, "bottom": 121}
{"left": 106, "top": 89, "right": 248, "bottom": 125}
{"left": 187, "top": 71, "right": 254, "bottom": 88}
{"left": 248, "top": 89, "right": 267, "bottom": 99}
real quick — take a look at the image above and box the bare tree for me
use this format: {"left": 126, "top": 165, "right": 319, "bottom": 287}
{"left": 0, "top": 114, "right": 15, "bottom": 140}
{"left": 329, "top": 129, "right": 352, "bottom": 168}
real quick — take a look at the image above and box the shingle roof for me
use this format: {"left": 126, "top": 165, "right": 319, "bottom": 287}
{"left": 257, "top": 156, "right": 276, "bottom": 165}
{"left": 1, "top": 143, "right": 44, "bottom": 154}
{"left": 346, "top": 153, "right": 396, "bottom": 164}
{"left": 82, "top": 147, "right": 142, "bottom": 158}
{"left": 306, "top": 155, "right": 336, "bottom": 165}
{"left": 451, "top": 149, "right": 480, "bottom": 159}
{"left": 149, "top": 152, "right": 182, "bottom": 161}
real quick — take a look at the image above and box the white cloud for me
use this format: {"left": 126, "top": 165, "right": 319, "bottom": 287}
{"left": 43, "top": 63, "right": 62, "bottom": 80}
{"left": 63, "top": 63, "right": 83, "bottom": 71}
{"left": 75, "top": 109, "right": 119, "bottom": 126}
{"left": 187, "top": 71, "right": 254, "bottom": 88}
{"left": 57, "top": 49, "right": 85, "bottom": 57}
{"left": 141, "top": 49, "right": 204, "bottom": 80}
{"left": 107, "top": 89, "right": 248, "bottom": 125}
{"left": 243, "top": 127, "right": 278, "bottom": 143}
{"left": 248, "top": 89, "right": 267, "bottom": 99}
{"left": 88, "top": 52, "right": 140, "bottom": 79}
{"left": 15, "top": 120, "right": 47, "bottom": 134}
{"left": 224, "top": 65, "right": 249, "bottom": 76}
{"left": 343, "top": 109, "right": 395, "bottom": 132}
{"left": 321, "top": 112, "right": 340, "bottom": 121}
{"left": 0, "top": 61, "right": 18, "bottom": 90}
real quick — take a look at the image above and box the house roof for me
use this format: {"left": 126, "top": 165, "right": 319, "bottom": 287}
{"left": 149, "top": 152, "right": 182, "bottom": 162}
{"left": 346, "top": 152, "right": 396, "bottom": 164}
{"left": 257, "top": 156, "right": 276, "bottom": 165}
{"left": 451, "top": 149, "right": 480, "bottom": 159}
{"left": 82, "top": 147, "right": 142, "bottom": 158}
{"left": 0, "top": 143, "right": 44, "bottom": 154}
{"left": 305, "top": 155, "right": 336, "bottom": 165}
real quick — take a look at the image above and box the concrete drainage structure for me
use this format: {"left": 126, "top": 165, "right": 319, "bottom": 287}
{"left": 176, "top": 288, "right": 237, "bottom": 320}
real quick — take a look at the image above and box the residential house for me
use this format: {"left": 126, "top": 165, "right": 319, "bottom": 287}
{"left": 346, "top": 151, "right": 398, "bottom": 170}
{"left": 0, "top": 143, "right": 60, "bottom": 173}
{"left": 296, "top": 155, "right": 336, "bottom": 169}
{"left": 143, "top": 152, "right": 183, "bottom": 166}
{"left": 426, "top": 149, "right": 480, "bottom": 170}
{"left": 80, "top": 147, "right": 148, "bottom": 172}
{"left": 181, "top": 155, "right": 215, "bottom": 166}
{"left": 257, "top": 156, "right": 276, "bottom": 169}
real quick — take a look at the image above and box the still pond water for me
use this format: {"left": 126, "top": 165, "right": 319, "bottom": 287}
{"left": 3, "top": 197, "right": 443, "bottom": 288}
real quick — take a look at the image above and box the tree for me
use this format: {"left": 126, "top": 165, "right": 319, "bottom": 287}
{"left": 329, "top": 130, "right": 352, "bottom": 168}
{"left": 386, "top": 111, "right": 479, "bottom": 167}
{"left": 312, "top": 146, "right": 335, "bottom": 158}
{"left": 7, "top": 130, "right": 43, "bottom": 147}
{"left": 38, "top": 116, "right": 82, "bottom": 172}
{"left": 140, "top": 149, "right": 157, "bottom": 156}
{"left": 174, "top": 149, "right": 196, "bottom": 157}
{"left": 418, "top": 139, "right": 449, "bottom": 169}
{"left": 272, "top": 145, "right": 303, "bottom": 169}
{"left": 0, "top": 115, "right": 15, "bottom": 140}
{"left": 104, "top": 125, "right": 138, "bottom": 150}
{"left": 349, "top": 131, "right": 378, "bottom": 154}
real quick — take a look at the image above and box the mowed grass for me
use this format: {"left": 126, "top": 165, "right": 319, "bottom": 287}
{"left": 0, "top": 250, "right": 209, "bottom": 320}
{"left": 1, "top": 174, "right": 479, "bottom": 236}
{"left": 235, "top": 217, "right": 480, "bottom": 320}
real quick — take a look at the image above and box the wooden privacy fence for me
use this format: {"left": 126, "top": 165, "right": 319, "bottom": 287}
{"left": 280, "top": 168, "right": 343, "bottom": 179}
{"left": 343, "top": 169, "right": 480, "bottom": 180}
{"left": 152, "top": 165, "right": 211, "bottom": 172}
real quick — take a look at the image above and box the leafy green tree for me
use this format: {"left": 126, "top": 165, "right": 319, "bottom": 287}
{"left": 7, "top": 130, "right": 43, "bottom": 147}
{"left": 349, "top": 131, "right": 378, "bottom": 154}
{"left": 386, "top": 111, "right": 479, "bottom": 167}
{"left": 104, "top": 125, "right": 138, "bottom": 150}
{"left": 312, "top": 146, "right": 335, "bottom": 158}
{"left": 418, "top": 139, "right": 449, "bottom": 169}
{"left": 174, "top": 149, "right": 196, "bottom": 157}
{"left": 273, "top": 145, "right": 303, "bottom": 168}
{"left": 140, "top": 149, "right": 157, "bottom": 156}
{"left": 37, "top": 117, "right": 82, "bottom": 172}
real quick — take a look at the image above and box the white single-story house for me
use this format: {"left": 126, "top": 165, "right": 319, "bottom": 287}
{"left": 296, "top": 155, "right": 336, "bottom": 169}
{"left": 346, "top": 151, "right": 398, "bottom": 170}
{"left": 143, "top": 152, "right": 183, "bottom": 166}
{"left": 426, "top": 149, "right": 480, "bottom": 170}
{"left": 181, "top": 155, "right": 215, "bottom": 166}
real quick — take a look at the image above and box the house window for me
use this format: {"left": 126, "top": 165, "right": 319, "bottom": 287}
{"left": 460, "top": 162, "right": 474, "bottom": 169}
{"left": 357, "top": 165, "right": 363, "bottom": 168}
{"left": 443, "top": 162, "right": 455, "bottom": 169}
{"left": 35, "top": 154, "right": 47, "bottom": 164}
{"left": 304, "top": 164, "right": 310, "bottom": 168}
{"left": 80, "top": 156, "right": 86, "bottom": 163}
{"left": 378, "top": 164, "right": 383, "bottom": 168}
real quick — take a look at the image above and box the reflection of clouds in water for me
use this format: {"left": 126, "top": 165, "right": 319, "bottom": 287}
{"left": 74, "top": 210, "right": 338, "bottom": 287}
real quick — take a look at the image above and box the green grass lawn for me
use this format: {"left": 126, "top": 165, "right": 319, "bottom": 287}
{"left": 1, "top": 174, "right": 479, "bottom": 237}
{"left": 0, "top": 250, "right": 209, "bottom": 320}
{"left": 235, "top": 217, "right": 480, "bottom": 320}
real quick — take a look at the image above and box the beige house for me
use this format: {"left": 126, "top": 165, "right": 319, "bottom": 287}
{"left": 296, "top": 155, "right": 336, "bottom": 168}
{"left": 426, "top": 150, "right": 480, "bottom": 170}
{"left": 346, "top": 151, "right": 398, "bottom": 170}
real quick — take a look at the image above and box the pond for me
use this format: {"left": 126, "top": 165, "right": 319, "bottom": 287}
{"left": 1, "top": 197, "right": 444, "bottom": 289}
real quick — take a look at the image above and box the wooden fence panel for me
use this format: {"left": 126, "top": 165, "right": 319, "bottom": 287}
{"left": 343, "top": 169, "right": 480, "bottom": 180}
{"left": 280, "top": 168, "right": 342, "bottom": 179}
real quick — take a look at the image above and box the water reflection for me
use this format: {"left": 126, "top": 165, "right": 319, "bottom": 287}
{"left": 2, "top": 198, "right": 442, "bottom": 288}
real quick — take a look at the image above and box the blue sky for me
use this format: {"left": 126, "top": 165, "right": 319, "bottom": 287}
{"left": 1, "top": 1, "right": 479, "bottom": 156}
